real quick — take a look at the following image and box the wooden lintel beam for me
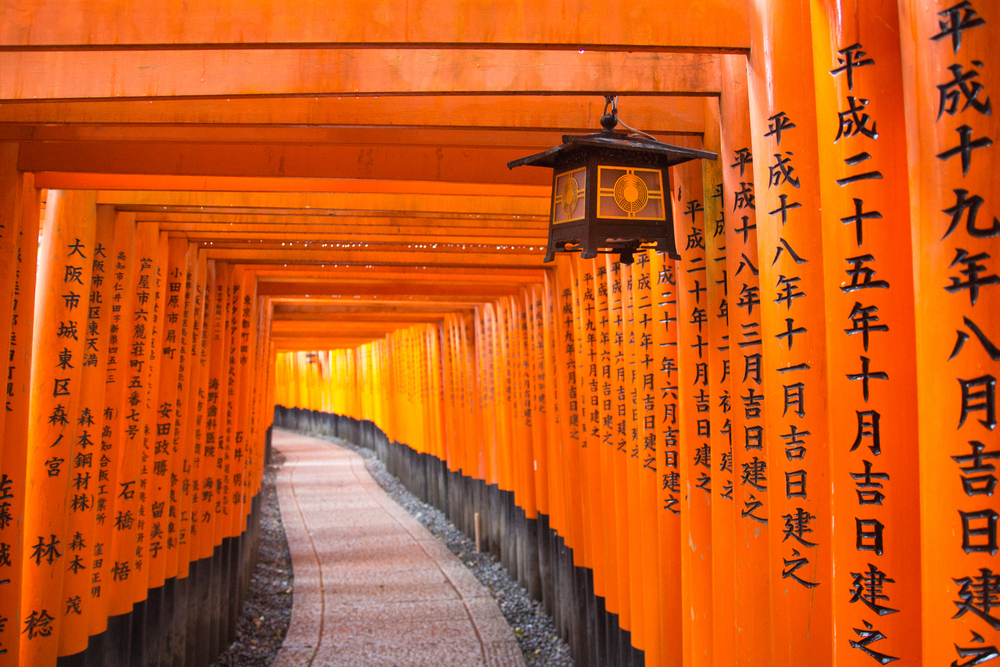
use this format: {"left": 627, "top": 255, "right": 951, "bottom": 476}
{"left": 0, "top": 95, "right": 707, "bottom": 134}
{"left": 257, "top": 281, "right": 523, "bottom": 297}
{"left": 199, "top": 241, "right": 545, "bottom": 255}
{"left": 271, "top": 312, "right": 446, "bottom": 323}
{"left": 0, "top": 124, "right": 699, "bottom": 147}
{"left": 255, "top": 272, "right": 545, "bottom": 285}
{"left": 93, "top": 190, "right": 548, "bottom": 216}
{"left": 274, "top": 342, "right": 378, "bottom": 351}
{"left": 206, "top": 248, "right": 544, "bottom": 267}
{"left": 269, "top": 295, "right": 493, "bottom": 305}
{"left": 34, "top": 173, "right": 551, "bottom": 197}
{"left": 133, "top": 212, "right": 548, "bottom": 229}
{"left": 22, "top": 142, "right": 553, "bottom": 184}
{"left": 0, "top": 0, "right": 749, "bottom": 51}
{"left": 272, "top": 334, "right": 383, "bottom": 344}
{"left": 269, "top": 302, "right": 476, "bottom": 314}
{"left": 0, "top": 50, "right": 721, "bottom": 101}
{"left": 168, "top": 230, "right": 547, "bottom": 245}
{"left": 248, "top": 265, "right": 546, "bottom": 280}
{"left": 271, "top": 320, "right": 417, "bottom": 332}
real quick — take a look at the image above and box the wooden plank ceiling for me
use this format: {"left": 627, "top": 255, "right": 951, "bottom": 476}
{"left": 1, "top": 0, "right": 750, "bottom": 349}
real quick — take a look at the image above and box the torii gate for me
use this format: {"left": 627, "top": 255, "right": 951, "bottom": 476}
{"left": 0, "top": 1, "right": 996, "bottom": 666}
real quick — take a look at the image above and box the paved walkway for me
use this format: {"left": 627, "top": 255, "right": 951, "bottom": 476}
{"left": 271, "top": 429, "right": 525, "bottom": 667}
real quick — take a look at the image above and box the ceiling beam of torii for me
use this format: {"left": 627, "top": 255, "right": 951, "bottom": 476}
{"left": 130, "top": 212, "right": 548, "bottom": 227}
{"left": 0, "top": 50, "right": 721, "bottom": 101}
{"left": 272, "top": 339, "right": 386, "bottom": 351}
{"left": 22, "top": 143, "right": 555, "bottom": 184}
{"left": 172, "top": 231, "right": 548, "bottom": 246}
{"left": 265, "top": 295, "right": 502, "bottom": 306}
{"left": 254, "top": 274, "right": 545, "bottom": 288}
{"left": 248, "top": 265, "right": 546, "bottom": 280}
{"left": 208, "top": 248, "right": 544, "bottom": 268}
{"left": 1, "top": 0, "right": 749, "bottom": 51}
{"left": 271, "top": 311, "right": 453, "bottom": 323}
{"left": 3, "top": 3, "right": 739, "bottom": 353}
{"left": 91, "top": 190, "right": 549, "bottom": 215}
{"left": 256, "top": 281, "right": 528, "bottom": 297}
{"left": 0, "top": 122, "right": 698, "bottom": 146}
{"left": 0, "top": 95, "right": 707, "bottom": 133}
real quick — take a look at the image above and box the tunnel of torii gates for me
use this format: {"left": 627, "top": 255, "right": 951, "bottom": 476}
{"left": 0, "top": 0, "right": 996, "bottom": 666}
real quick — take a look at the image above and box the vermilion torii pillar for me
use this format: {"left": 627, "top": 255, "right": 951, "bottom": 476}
{"left": 672, "top": 150, "right": 713, "bottom": 667}
{"left": 746, "top": 1, "right": 832, "bottom": 664}
{"left": 20, "top": 190, "right": 97, "bottom": 666}
{"left": 898, "top": 0, "right": 999, "bottom": 664}
{"left": 719, "top": 52, "right": 771, "bottom": 667}
{"left": 2, "top": 2, "right": 998, "bottom": 665}
{"left": 812, "top": 1, "right": 923, "bottom": 664}
{"left": 58, "top": 205, "right": 115, "bottom": 659}
{"left": 701, "top": 98, "right": 735, "bottom": 667}
{"left": 96, "top": 211, "right": 137, "bottom": 652}
{"left": 0, "top": 171, "right": 39, "bottom": 667}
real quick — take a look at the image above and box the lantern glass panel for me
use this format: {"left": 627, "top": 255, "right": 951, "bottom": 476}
{"left": 595, "top": 166, "right": 666, "bottom": 220}
{"left": 552, "top": 167, "right": 587, "bottom": 223}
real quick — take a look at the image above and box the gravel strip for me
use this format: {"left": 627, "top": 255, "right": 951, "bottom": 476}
{"left": 320, "top": 434, "right": 575, "bottom": 667}
{"left": 210, "top": 450, "right": 293, "bottom": 667}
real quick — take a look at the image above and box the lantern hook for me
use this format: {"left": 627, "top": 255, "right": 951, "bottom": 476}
{"left": 600, "top": 95, "right": 619, "bottom": 131}
{"left": 603, "top": 95, "right": 658, "bottom": 142}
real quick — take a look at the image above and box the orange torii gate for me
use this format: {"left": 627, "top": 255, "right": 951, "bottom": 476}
{"left": 0, "top": 0, "right": 997, "bottom": 666}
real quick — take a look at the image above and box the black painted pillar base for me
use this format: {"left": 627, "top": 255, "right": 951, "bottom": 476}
{"left": 56, "top": 490, "right": 263, "bottom": 667}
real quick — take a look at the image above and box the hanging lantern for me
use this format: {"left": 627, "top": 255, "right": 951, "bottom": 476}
{"left": 508, "top": 96, "right": 716, "bottom": 265}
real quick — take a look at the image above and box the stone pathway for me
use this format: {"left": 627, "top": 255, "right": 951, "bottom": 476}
{"left": 271, "top": 429, "right": 526, "bottom": 667}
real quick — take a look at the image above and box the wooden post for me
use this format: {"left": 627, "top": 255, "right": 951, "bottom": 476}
{"left": 633, "top": 251, "right": 662, "bottom": 667}
{"left": 595, "top": 257, "right": 621, "bottom": 624}
{"left": 605, "top": 255, "right": 632, "bottom": 641}
{"left": 207, "top": 263, "right": 232, "bottom": 554}
{"left": 671, "top": 153, "right": 714, "bottom": 667}
{"left": 193, "top": 259, "right": 219, "bottom": 565}
{"left": 541, "top": 272, "right": 566, "bottom": 549}
{"left": 554, "top": 256, "right": 585, "bottom": 573}
{"left": 528, "top": 285, "right": 550, "bottom": 526}
{"left": 223, "top": 268, "right": 247, "bottom": 542}
{"left": 701, "top": 98, "right": 736, "bottom": 667}
{"left": 20, "top": 189, "right": 97, "bottom": 666}
{"left": 87, "top": 209, "right": 134, "bottom": 641}
{"left": 650, "top": 248, "right": 682, "bottom": 667}
{"left": 0, "top": 145, "right": 24, "bottom": 458}
{"left": 131, "top": 228, "right": 167, "bottom": 603}
{"left": 623, "top": 261, "right": 646, "bottom": 656}
{"left": 0, "top": 176, "right": 40, "bottom": 667}
{"left": 570, "top": 256, "right": 602, "bottom": 595}
{"left": 103, "top": 212, "right": 139, "bottom": 621}
{"left": 896, "top": 0, "right": 998, "bottom": 663}
{"left": 232, "top": 269, "right": 257, "bottom": 542}
{"left": 148, "top": 238, "right": 192, "bottom": 588}
{"left": 57, "top": 204, "right": 115, "bottom": 658}
{"left": 719, "top": 53, "right": 772, "bottom": 667}
{"left": 176, "top": 250, "right": 208, "bottom": 580}
{"left": 812, "top": 1, "right": 925, "bottom": 664}
{"left": 746, "top": 0, "right": 833, "bottom": 663}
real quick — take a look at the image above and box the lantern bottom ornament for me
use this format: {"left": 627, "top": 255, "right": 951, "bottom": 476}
{"left": 508, "top": 96, "right": 716, "bottom": 265}
{"left": 544, "top": 219, "right": 678, "bottom": 265}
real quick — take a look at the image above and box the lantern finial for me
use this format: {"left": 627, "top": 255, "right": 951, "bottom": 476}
{"left": 600, "top": 95, "right": 619, "bottom": 132}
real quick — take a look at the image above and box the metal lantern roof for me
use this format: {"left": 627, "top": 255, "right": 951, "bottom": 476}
{"left": 507, "top": 129, "right": 717, "bottom": 171}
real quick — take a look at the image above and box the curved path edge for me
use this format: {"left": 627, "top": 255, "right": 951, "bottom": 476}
{"left": 269, "top": 428, "right": 525, "bottom": 667}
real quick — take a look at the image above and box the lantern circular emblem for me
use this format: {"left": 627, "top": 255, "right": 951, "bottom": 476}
{"left": 561, "top": 175, "right": 581, "bottom": 216}
{"left": 613, "top": 174, "right": 648, "bottom": 213}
